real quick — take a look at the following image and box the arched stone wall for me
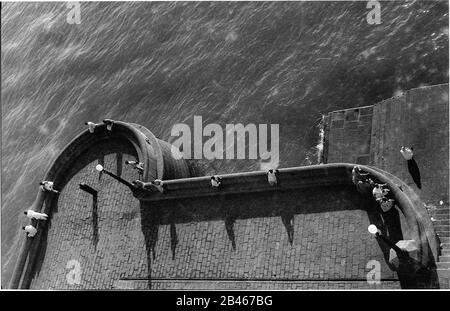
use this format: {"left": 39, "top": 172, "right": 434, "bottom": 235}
{"left": 10, "top": 121, "right": 439, "bottom": 289}
{"left": 10, "top": 121, "right": 190, "bottom": 289}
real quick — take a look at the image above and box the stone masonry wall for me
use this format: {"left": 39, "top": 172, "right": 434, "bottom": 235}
{"left": 325, "top": 106, "right": 374, "bottom": 165}
{"left": 325, "top": 84, "right": 449, "bottom": 205}
{"left": 370, "top": 84, "right": 449, "bottom": 204}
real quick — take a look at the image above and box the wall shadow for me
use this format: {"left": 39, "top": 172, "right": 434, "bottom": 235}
{"left": 139, "top": 202, "right": 162, "bottom": 289}
{"left": 280, "top": 210, "right": 294, "bottom": 246}
{"left": 116, "top": 153, "right": 123, "bottom": 177}
{"left": 224, "top": 209, "right": 237, "bottom": 251}
{"left": 170, "top": 223, "right": 178, "bottom": 260}
{"left": 407, "top": 158, "right": 422, "bottom": 189}
{"left": 147, "top": 184, "right": 409, "bottom": 276}
{"left": 397, "top": 256, "right": 440, "bottom": 289}
{"left": 92, "top": 192, "right": 99, "bottom": 249}
{"left": 156, "top": 185, "right": 368, "bottom": 225}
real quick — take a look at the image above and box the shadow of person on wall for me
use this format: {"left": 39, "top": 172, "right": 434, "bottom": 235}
{"left": 407, "top": 158, "right": 422, "bottom": 189}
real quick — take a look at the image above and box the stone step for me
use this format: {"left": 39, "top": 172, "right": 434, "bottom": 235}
{"left": 433, "top": 225, "right": 450, "bottom": 231}
{"left": 434, "top": 205, "right": 449, "bottom": 210}
{"left": 437, "top": 231, "right": 450, "bottom": 237}
{"left": 442, "top": 249, "right": 450, "bottom": 256}
{"left": 435, "top": 228, "right": 450, "bottom": 234}
{"left": 437, "top": 269, "right": 450, "bottom": 289}
{"left": 432, "top": 209, "right": 450, "bottom": 216}
{"left": 432, "top": 219, "right": 450, "bottom": 226}
{"left": 430, "top": 215, "right": 450, "bottom": 220}
{"left": 432, "top": 208, "right": 450, "bottom": 213}
{"left": 437, "top": 262, "right": 450, "bottom": 269}
{"left": 431, "top": 218, "right": 449, "bottom": 226}
{"left": 432, "top": 209, "right": 449, "bottom": 216}
{"left": 439, "top": 255, "right": 450, "bottom": 262}
{"left": 440, "top": 237, "right": 450, "bottom": 244}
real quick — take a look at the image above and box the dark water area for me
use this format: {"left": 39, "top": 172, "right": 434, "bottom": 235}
{"left": 1, "top": 1, "right": 448, "bottom": 286}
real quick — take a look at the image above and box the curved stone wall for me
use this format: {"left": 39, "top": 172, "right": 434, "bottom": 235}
{"left": 30, "top": 140, "right": 145, "bottom": 289}
{"left": 10, "top": 120, "right": 439, "bottom": 289}
{"left": 10, "top": 121, "right": 191, "bottom": 288}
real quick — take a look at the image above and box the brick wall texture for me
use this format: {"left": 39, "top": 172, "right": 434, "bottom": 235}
{"left": 29, "top": 138, "right": 401, "bottom": 290}
{"left": 325, "top": 84, "right": 449, "bottom": 205}
{"left": 30, "top": 139, "right": 144, "bottom": 289}
{"left": 326, "top": 106, "right": 374, "bottom": 165}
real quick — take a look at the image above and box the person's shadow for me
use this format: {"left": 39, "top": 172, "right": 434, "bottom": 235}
{"left": 395, "top": 253, "right": 439, "bottom": 288}
{"left": 140, "top": 202, "right": 161, "bottom": 289}
{"left": 280, "top": 209, "right": 294, "bottom": 245}
{"left": 407, "top": 158, "right": 422, "bottom": 189}
{"left": 170, "top": 222, "right": 178, "bottom": 260}
{"left": 223, "top": 203, "right": 238, "bottom": 251}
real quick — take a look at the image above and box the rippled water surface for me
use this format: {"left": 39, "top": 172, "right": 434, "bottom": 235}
{"left": 1, "top": 1, "right": 448, "bottom": 286}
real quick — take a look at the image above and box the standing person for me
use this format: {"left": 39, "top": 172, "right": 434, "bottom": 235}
{"left": 22, "top": 225, "right": 37, "bottom": 237}
{"left": 24, "top": 210, "right": 48, "bottom": 220}
{"left": 400, "top": 146, "right": 422, "bottom": 189}
{"left": 372, "top": 183, "right": 389, "bottom": 202}
{"left": 210, "top": 176, "right": 222, "bottom": 189}
{"left": 352, "top": 166, "right": 370, "bottom": 185}
{"left": 266, "top": 169, "right": 279, "bottom": 186}
{"left": 85, "top": 122, "right": 97, "bottom": 133}
{"left": 152, "top": 179, "right": 164, "bottom": 193}
{"left": 103, "top": 119, "right": 114, "bottom": 131}
{"left": 39, "top": 181, "right": 60, "bottom": 194}
{"left": 379, "top": 198, "right": 395, "bottom": 212}
{"left": 132, "top": 179, "right": 164, "bottom": 193}
{"left": 356, "top": 178, "right": 375, "bottom": 195}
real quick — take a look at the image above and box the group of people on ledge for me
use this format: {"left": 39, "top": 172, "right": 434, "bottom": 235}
{"left": 132, "top": 179, "right": 164, "bottom": 193}
{"left": 131, "top": 168, "right": 280, "bottom": 194}
{"left": 209, "top": 169, "right": 279, "bottom": 190}
{"left": 22, "top": 181, "right": 55, "bottom": 237}
{"left": 85, "top": 119, "right": 114, "bottom": 133}
{"left": 351, "top": 145, "right": 422, "bottom": 212}
{"left": 352, "top": 166, "right": 395, "bottom": 212}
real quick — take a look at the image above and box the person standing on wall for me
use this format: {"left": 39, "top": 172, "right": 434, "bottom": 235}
{"left": 400, "top": 146, "right": 422, "bottom": 189}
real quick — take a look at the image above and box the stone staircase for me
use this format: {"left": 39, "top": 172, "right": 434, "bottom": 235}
{"left": 431, "top": 204, "right": 450, "bottom": 288}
